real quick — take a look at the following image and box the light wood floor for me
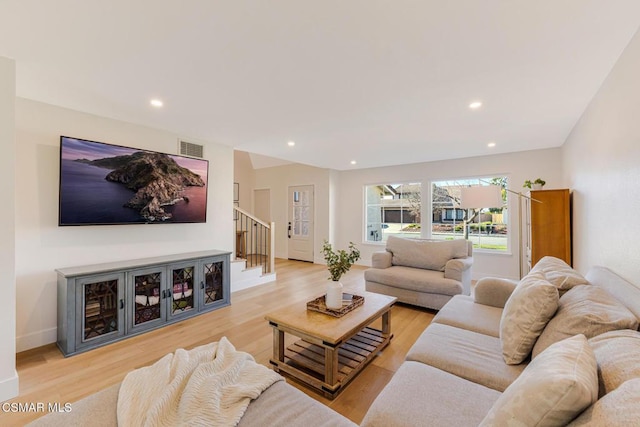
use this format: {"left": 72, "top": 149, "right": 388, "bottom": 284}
{"left": 2, "top": 259, "right": 435, "bottom": 426}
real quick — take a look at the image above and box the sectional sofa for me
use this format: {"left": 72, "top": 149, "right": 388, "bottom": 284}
{"left": 362, "top": 257, "right": 640, "bottom": 426}
{"left": 30, "top": 257, "right": 640, "bottom": 426}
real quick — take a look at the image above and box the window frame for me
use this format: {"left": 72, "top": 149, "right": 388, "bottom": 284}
{"left": 363, "top": 181, "right": 423, "bottom": 244}
{"left": 429, "top": 176, "right": 509, "bottom": 254}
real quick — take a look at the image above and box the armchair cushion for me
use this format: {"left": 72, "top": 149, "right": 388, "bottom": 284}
{"left": 365, "top": 266, "right": 463, "bottom": 296}
{"left": 386, "top": 236, "right": 469, "bottom": 272}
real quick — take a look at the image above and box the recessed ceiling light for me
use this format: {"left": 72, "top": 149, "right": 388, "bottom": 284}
{"left": 487, "top": 142, "right": 496, "bottom": 148}
{"left": 150, "top": 99, "right": 163, "bottom": 108}
{"left": 469, "top": 101, "right": 482, "bottom": 109}
{"left": 287, "top": 141, "right": 295, "bottom": 147}
{"left": 350, "top": 160, "right": 357, "bottom": 165}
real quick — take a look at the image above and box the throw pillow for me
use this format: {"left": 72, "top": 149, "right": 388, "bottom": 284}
{"left": 568, "top": 378, "right": 640, "bottom": 426}
{"left": 530, "top": 256, "right": 589, "bottom": 295}
{"left": 480, "top": 335, "right": 598, "bottom": 427}
{"left": 532, "top": 285, "right": 638, "bottom": 358}
{"left": 386, "top": 236, "right": 468, "bottom": 272}
{"left": 500, "top": 271, "right": 559, "bottom": 364}
{"left": 588, "top": 329, "right": 640, "bottom": 397}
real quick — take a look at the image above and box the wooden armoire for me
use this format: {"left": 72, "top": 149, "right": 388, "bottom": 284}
{"left": 525, "top": 189, "right": 572, "bottom": 270}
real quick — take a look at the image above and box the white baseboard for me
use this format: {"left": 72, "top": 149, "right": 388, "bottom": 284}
{"left": 0, "top": 371, "right": 19, "bottom": 402}
{"left": 16, "top": 327, "right": 57, "bottom": 353}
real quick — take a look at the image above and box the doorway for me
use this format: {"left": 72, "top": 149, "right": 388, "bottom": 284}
{"left": 287, "top": 185, "right": 314, "bottom": 262}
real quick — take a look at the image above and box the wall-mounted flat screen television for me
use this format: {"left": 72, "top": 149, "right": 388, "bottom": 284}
{"left": 59, "top": 136, "right": 208, "bottom": 226}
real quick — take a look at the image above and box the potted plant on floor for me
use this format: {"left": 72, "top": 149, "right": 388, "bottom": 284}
{"left": 321, "top": 240, "right": 361, "bottom": 309}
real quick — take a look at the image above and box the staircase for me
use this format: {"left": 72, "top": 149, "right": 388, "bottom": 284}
{"left": 231, "top": 206, "right": 276, "bottom": 292}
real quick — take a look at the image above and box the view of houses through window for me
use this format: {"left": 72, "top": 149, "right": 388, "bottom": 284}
{"left": 365, "top": 183, "right": 422, "bottom": 242}
{"left": 365, "top": 176, "right": 509, "bottom": 252}
{"left": 431, "top": 177, "right": 508, "bottom": 251}
{"left": 364, "top": 178, "right": 508, "bottom": 251}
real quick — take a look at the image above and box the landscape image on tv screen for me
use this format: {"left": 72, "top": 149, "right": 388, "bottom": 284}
{"left": 59, "top": 136, "right": 209, "bottom": 226}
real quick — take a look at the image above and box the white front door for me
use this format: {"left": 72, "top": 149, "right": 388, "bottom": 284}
{"left": 288, "top": 185, "right": 314, "bottom": 262}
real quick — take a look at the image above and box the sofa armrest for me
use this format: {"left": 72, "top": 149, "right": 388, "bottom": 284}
{"left": 474, "top": 277, "right": 518, "bottom": 308}
{"left": 371, "top": 251, "right": 392, "bottom": 269}
{"left": 444, "top": 257, "right": 473, "bottom": 281}
{"left": 445, "top": 257, "right": 473, "bottom": 296}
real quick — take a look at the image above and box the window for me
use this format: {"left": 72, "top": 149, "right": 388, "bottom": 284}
{"left": 365, "top": 182, "right": 422, "bottom": 243}
{"left": 431, "top": 177, "right": 508, "bottom": 252}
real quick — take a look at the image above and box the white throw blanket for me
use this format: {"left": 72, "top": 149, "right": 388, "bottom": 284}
{"left": 117, "top": 337, "right": 282, "bottom": 427}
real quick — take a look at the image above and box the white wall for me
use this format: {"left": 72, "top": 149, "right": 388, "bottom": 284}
{"left": 0, "top": 57, "right": 18, "bottom": 402}
{"left": 14, "top": 98, "right": 234, "bottom": 352}
{"left": 254, "top": 164, "right": 332, "bottom": 263}
{"left": 252, "top": 148, "right": 562, "bottom": 279}
{"left": 336, "top": 149, "right": 564, "bottom": 280}
{"left": 563, "top": 29, "right": 640, "bottom": 281}
{"left": 233, "top": 150, "right": 255, "bottom": 213}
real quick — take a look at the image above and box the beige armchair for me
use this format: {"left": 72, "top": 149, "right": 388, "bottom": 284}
{"left": 364, "top": 236, "right": 473, "bottom": 310}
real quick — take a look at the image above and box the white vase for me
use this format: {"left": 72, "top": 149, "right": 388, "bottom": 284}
{"left": 326, "top": 281, "right": 343, "bottom": 309}
{"left": 532, "top": 184, "right": 543, "bottom": 190}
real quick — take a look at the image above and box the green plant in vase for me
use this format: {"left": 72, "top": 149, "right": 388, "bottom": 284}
{"left": 321, "top": 240, "right": 361, "bottom": 309}
{"left": 523, "top": 178, "right": 546, "bottom": 190}
{"left": 321, "top": 240, "right": 361, "bottom": 281}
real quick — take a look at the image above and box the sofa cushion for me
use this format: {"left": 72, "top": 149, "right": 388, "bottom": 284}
{"left": 27, "top": 384, "right": 120, "bottom": 427}
{"left": 588, "top": 329, "right": 640, "bottom": 397}
{"left": 432, "top": 295, "right": 502, "bottom": 338}
{"left": 480, "top": 335, "right": 598, "bottom": 427}
{"left": 532, "top": 285, "right": 639, "bottom": 358}
{"left": 361, "top": 362, "right": 501, "bottom": 427}
{"left": 386, "top": 236, "right": 468, "bottom": 272}
{"left": 364, "top": 265, "right": 463, "bottom": 295}
{"left": 27, "top": 379, "right": 357, "bottom": 427}
{"left": 500, "top": 271, "right": 559, "bottom": 364}
{"left": 365, "top": 281, "right": 454, "bottom": 311}
{"left": 406, "top": 323, "right": 526, "bottom": 391}
{"left": 530, "top": 256, "right": 589, "bottom": 295}
{"left": 568, "top": 378, "right": 640, "bottom": 426}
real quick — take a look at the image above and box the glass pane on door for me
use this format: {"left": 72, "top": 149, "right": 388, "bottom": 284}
{"left": 203, "top": 261, "right": 224, "bottom": 306}
{"left": 83, "top": 280, "right": 118, "bottom": 340}
{"left": 292, "top": 190, "right": 311, "bottom": 237}
{"left": 171, "top": 267, "right": 194, "bottom": 314}
{"left": 133, "top": 272, "right": 162, "bottom": 325}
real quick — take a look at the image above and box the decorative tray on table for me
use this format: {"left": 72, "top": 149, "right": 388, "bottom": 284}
{"left": 306, "top": 293, "right": 365, "bottom": 318}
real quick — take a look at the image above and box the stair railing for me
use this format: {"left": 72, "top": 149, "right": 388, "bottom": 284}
{"left": 233, "top": 206, "right": 275, "bottom": 274}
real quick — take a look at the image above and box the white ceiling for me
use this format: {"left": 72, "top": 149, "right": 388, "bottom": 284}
{"left": 2, "top": 1, "right": 640, "bottom": 170}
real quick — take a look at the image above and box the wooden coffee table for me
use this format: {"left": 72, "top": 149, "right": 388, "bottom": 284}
{"left": 265, "top": 291, "right": 396, "bottom": 398}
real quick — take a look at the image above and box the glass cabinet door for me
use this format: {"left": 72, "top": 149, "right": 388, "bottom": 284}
{"left": 127, "top": 267, "right": 166, "bottom": 333}
{"left": 168, "top": 262, "right": 196, "bottom": 319}
{"left": 76, "top": 273, "right": 125, "bottom": 349}
{"left": 201, "top": 260, "right": 224, "bottom": 308}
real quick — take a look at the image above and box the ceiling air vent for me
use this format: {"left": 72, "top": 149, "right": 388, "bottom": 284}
{"left": 179, "top": 140, "right": 204, "bottom": 158}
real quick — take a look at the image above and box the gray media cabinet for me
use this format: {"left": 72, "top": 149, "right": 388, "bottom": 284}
{"left": 57, "top": 250, "right": 231, "bottom": 356}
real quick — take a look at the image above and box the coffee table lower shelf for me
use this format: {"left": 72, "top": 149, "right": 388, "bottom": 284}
{"left": 270, "top": 327, "right": 390, "bottom": 398}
